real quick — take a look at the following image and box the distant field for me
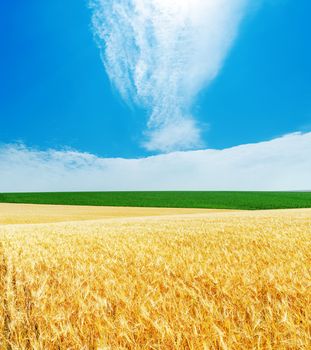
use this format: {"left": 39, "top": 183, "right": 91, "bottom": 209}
{"left": 0, "top": 191, "right": 311, "bottom": 210}
{"left": 0, "top": 203, "right": 226, "bottom": 225}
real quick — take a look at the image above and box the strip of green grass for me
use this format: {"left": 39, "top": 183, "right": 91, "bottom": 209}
{"left": 0, "top": 192, "right": 311, "bottom": 210}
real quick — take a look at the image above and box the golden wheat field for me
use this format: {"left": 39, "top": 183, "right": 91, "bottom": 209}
{"left": 0, "top": 203, "right": 222, "bottom": 225}
{"left": 0, "top": 205, "right": 310, "bottom": 349}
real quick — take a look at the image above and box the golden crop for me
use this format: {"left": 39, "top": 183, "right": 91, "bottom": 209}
{"left": 0, "top": 207, "right": 310, "bottom": 349}
{"left": 0, "top": 203, "right": 220, "bottom": 225}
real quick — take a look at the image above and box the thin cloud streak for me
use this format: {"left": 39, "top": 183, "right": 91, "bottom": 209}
{"left": 1, "top": 133, "right": 310, "bottom": 192}
{"left": 90, "top": 0, "right": 248, "bottom": 152}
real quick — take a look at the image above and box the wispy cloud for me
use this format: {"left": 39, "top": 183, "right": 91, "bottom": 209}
{"left": 90, "top": 0, "right": 249, "bottom": 152}
{"left": 1, "top": 133, "right": 310, "bottom": 192}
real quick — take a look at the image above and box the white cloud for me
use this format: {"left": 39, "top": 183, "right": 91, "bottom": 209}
{"left": 90, "top": 0, "right": 249, "bottom": 152}
{"left": 0, "top": 132, "right": 310, "bottom": 192}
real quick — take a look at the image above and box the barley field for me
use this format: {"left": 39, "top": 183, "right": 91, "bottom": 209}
{"left": 0, "top": 206, "right": 310, "bottom": 349}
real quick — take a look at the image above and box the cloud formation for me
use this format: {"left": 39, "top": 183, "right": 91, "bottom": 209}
{"left": 90, "top": 0, "right": 248, "bottom": 152}
{"left": 1, "top": 133, "right": 310, "bottom": 192}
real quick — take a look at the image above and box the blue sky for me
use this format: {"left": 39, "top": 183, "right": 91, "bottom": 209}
{"left": 1, "top": 0, "right": 310, "bottom": 158}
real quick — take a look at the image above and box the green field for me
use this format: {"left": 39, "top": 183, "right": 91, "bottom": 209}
{"left": 0, "top": 191, "right": 311, "bottom": 210}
